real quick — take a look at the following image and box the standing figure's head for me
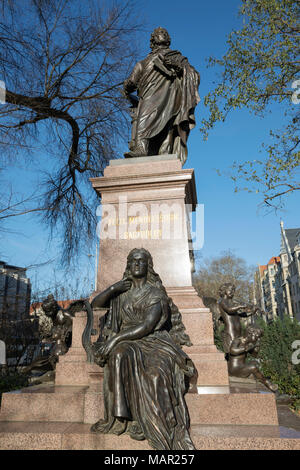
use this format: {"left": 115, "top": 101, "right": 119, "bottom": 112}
{"left": 219, "top": 283, "right": 236, "bottom": 299}
{"left": 150, "top": 27, "right": 171, "bottom": 51}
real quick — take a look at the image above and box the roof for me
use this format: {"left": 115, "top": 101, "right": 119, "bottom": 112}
{"left": 285, "top": 228, "right": 300, "bottom": 252}
{"left": 30, "top": 299, "right": 78, "bottom": 315}
{"left": 267, "top": 256, "right": 281, "bottom": 265}
{"left": 0, "top": 260, "right": 26, "bottom": 272}
{"left": 259, "top": 265, "right": 267, "bottom": 276}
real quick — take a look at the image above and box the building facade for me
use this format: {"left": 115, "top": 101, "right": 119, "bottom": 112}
{"left": 280, "top": 222, "right": 300, "bottom": 321}
{"left": 254, "top": 222, "right": 300, "bottom": 322}
{"left": 0, "top": 261, "right": 31, "bottom": 320}
{"left": 0, "top": 261, "right": 35, "bottom": 366}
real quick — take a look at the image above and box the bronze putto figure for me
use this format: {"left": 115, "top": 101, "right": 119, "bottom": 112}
{"left": 218, "top": 283, "right": 278, "bottom": 392}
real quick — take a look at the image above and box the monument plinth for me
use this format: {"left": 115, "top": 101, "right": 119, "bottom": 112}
{"left": 0, "top": 155, "right": 286, "bottom": 449}
{"left": 1, "top": 24, "right": 294, "bottom": 450}
{"left": 90, "top": 155, "right": 228, "bottom": 388}
{"left": 91, "top": 155, "right": 196, "bottom": 290}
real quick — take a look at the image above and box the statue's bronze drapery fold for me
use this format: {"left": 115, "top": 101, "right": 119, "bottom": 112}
{"left": 83, "top": 248, "right": 196, "bottom": 450}
{"left": 123, "top": 27, "right": 200, "bottom": 164}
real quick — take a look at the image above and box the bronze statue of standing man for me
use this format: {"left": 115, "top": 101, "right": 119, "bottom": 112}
{"left": 123, "top": 27, "right": 200, "bottom": 164}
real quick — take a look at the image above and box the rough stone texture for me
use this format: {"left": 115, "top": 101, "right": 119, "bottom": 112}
{"left": 0, "top": 421, "right": 299, "bottom": 450}
{"left": 109, "top": 154, "right": 179, "bottom": 167}
{"left": 166, "top": 286, "right": 206, "bottom": 309}
{"left": 0, "top": 421, "right": 71, "bottom": 450}
{"left": 88, "top": 157, "right": 230, "bottom": 387}
{"left": 167, "top": 287, "right": 229, "bottom": 386}
{"left": 192, "top": 360, "right": 229, "bottom": 386}
{"left": 186, "top": 392, "right": 279, "bottom": 426}
{"left": 55, "top": 309, "right": 102, "bottom": 386}
{"left": 192, "top": 436, "right": 300, "bottom": 450}
{"left": 1, "top": 384, "right": 279, "bottom": 427}
{"left": 0, "top": 157, "right": 290, "bottom": 451}
{"left": 82, "top": 370, "right": 104, "bottom": 424}
{"left": 105, "top": 154, "right": 181, "bottom": 173}
{"left": 90, "top": 156, "right": 197, "bottom": 291}
{"left": 0, "top": 385, "right": 88, "bottom": 423}
{"left": 83, "top": 389, "right": 105, "bottom": 425}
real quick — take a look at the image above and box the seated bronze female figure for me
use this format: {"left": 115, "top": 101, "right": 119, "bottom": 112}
{"left": 82, "top": 248, "right": 196, "bottom": 450}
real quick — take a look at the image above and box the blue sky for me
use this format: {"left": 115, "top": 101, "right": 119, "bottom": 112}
{"left": 1, "top": 0, "right": 299, "bottom": 293}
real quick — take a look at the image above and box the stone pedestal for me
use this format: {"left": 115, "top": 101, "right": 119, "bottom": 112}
{"left": 1, "top": 155, "right": 294, "bottom": 450}
{"left": 90, "top": 155, "right": 228, "bottom": 387}
{"left": 91, "top": 155, "right": 197, "bottom": 291}
{"left": 167, "top": 286, "right": 228, "bottom": 386}
{"left": 55, "top": 309, "right": 103, "bottom": 386}
{"left": 54, "top": 308, "right": 104, "bottom": 423}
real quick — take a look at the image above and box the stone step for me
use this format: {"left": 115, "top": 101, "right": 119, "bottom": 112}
{"left": 0, "top": 421, "right": 299, "bottom": 450}
{"left": 191, "top": 358, "right": 229, "bottom": 386}
{"left": 0, "top": 385, "right": 89, "bottom": 423}
{"left": 186, "top": 392, "right": 279, "bottom": 426}
{"left": 189, "top": 352, "right": 226, "bottom": 362}
{"left": 183, "top": 345, "right": 220, "bottom": 354}
{"left": 0, "top": 385, "right": 278, "bottom": 426}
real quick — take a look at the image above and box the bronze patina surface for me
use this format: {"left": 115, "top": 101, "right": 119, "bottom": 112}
{"left": 123, "top": 27, "right": 200, "bottom": 163}
{"left": 218, "top": 283, "right": 278, "bottom": 392}
{"left": 82, "top": 248, "right": 196, "bottom": 450}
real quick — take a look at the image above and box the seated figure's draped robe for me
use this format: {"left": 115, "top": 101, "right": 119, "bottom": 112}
{"left": 93, "top": 282, "right": 196, "bottom": 450}
{"left": 125, "top": 48, "right": 200, "bottom": 164}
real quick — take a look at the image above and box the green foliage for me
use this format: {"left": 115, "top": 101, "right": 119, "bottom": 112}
{"left": 255, "top": 315, "right": 300, "bottom": 403}
{"left": 202, "top": 0, "right": 300, "bottom": 207}
{"left": 214, "top": 323, "right": 225, "bottom": 352}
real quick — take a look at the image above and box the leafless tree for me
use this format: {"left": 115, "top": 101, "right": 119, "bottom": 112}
{"left": 193, "top": 250, "right": 255, "bottom": 305}
{"left": 0, "top": 0, "right": 142, "bottom": 263}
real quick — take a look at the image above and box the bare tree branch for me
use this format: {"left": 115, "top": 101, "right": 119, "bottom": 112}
{"left": 0, "top": 0, "right": 142, "bottom": 263}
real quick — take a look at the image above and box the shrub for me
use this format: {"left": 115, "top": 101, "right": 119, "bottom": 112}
{"left": 214, "top": 323, "right": 225, "bottom": 352}
{"left": 0, "top": 371, "right": 29, "bottom": 405}
{"left": 255, "top": 315, "right": 300, "bottom": 408}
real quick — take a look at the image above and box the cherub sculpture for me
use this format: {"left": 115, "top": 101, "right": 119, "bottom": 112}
{"left": 23, "top": 294, "right": 84, "bottom": 377}
{"left": 203, "top": 283, "right": 278, "bottom": 392}
{"left": 218, "top": 283, "right": 259, "bottom": 354}
{"left": 228, "top": 326, "right": 278, "bottom": 392}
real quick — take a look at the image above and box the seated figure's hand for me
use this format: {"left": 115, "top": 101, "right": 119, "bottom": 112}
{"left": 97, "top": 337, "right": 117, "bottom": 360}
{"left": 111, "top": 279, "right": 132, "bottom": 295}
